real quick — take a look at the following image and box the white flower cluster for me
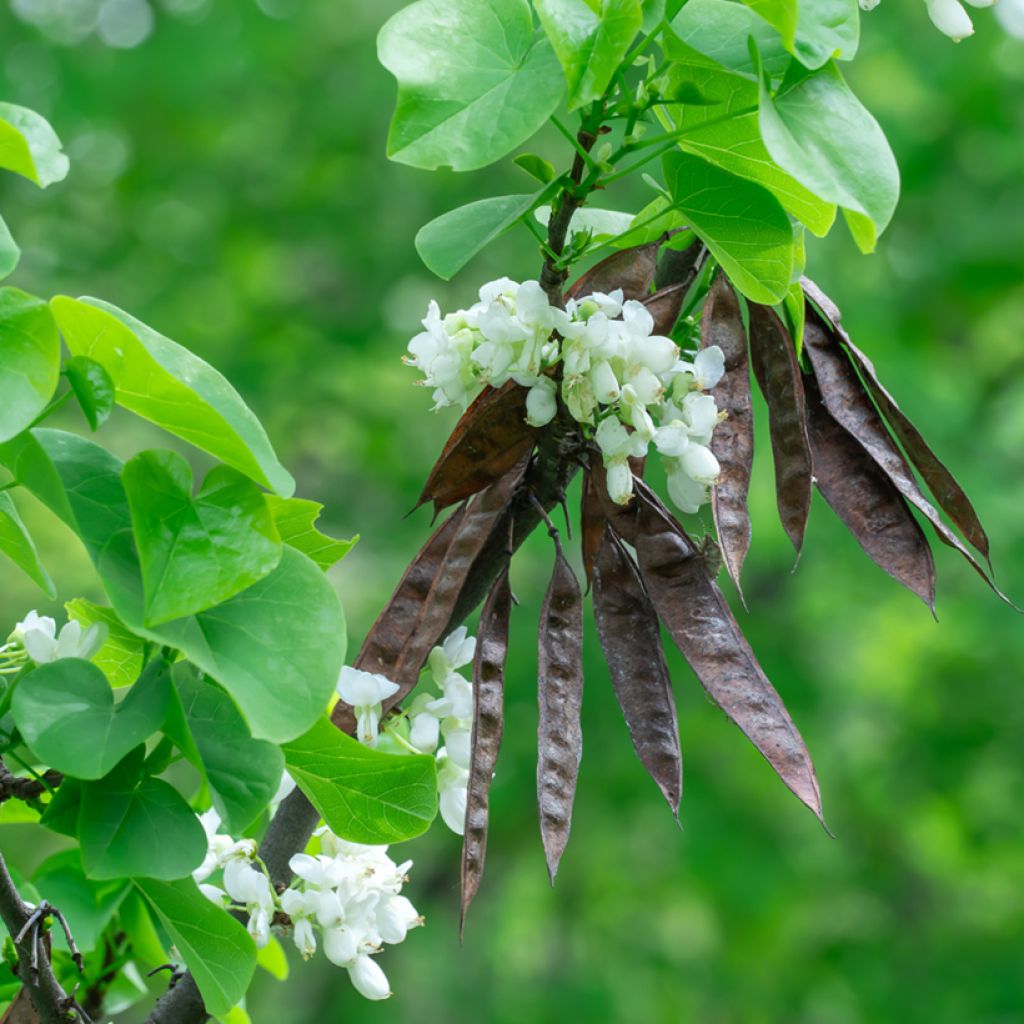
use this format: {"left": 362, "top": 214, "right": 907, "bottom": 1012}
{"left": 0, "top": 610, "right": 106, "bottom": 674}
{"left": 193, "top": 782, "right": 421, "bottom": 1002}
{"left": 860, "top": 0, "right": 997, "bottom": 41}
{"left": 405, "top": 278, "right": 726, "bottom": 513}
{"left": 337, "top": 627, "right": 475, "bottom": 836}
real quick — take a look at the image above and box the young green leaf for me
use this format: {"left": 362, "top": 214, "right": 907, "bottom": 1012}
{"left": 122, "top": 450, "right": 282, "bottom": 626}
{"left": 282, "top": 717, "right": 438, "bottom": 844}
{"left": 79, "top": 747, "right": 206, "bottom": 880}
{"left": 11, "top": 658, "right": 171, "bottom": 780}
{"left": 379, "top": 0, "right": 565, "bottom": 170}
{"left": 264, "top": 495, "right": 356, "bottom": 571}
{"left": 663, "top": 151, "right": 795, "bottom": 303}
{"left": 0, "top": 491, "right": 54, "bottom": 597}
{"left": 116, "top": 890, "right": 169, "bottom": 971}
{"left": 792, "top": 0, "right": 859, "bottom": 70}
{"left": 513, "top": 153, "right": 556, "bottom": 184}
{"left": 0, "top": 214, "right": 19, "bottom": 281}
{"left": 134, "top": 877, "right": 256, "bottom": 1018}
{"left": 0, "top": 103, "right": 69, "bottom": 187}
{"left": 1, "top": 430, "right": 346, "bottom": 743}
{"left": 668, "top": 0, "right": 790, "bottom": 77}
{"left": 416, "top": 192, "right": 546, "bottom": 280}
{"left": 535, "top": 0, "right": 643, "bottom": 110}
{"left": 64, "top": 355, "right": 115, "bottom": 431}
{"left": 757, "top": 60, "right": 898, "bottom": 254}
{"left": 49, "top": 296, "right": 295, "bottom": 495}
{"left": 165, "top": 663, "right": 285, "bottom": 834}
{"left": 0, "top": 287, "right": 61, "bottom": 443}
{"left": 65, "top": 600, "right": 145, "bottom": 689}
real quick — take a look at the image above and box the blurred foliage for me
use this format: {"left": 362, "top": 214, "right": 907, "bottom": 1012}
{"left": 1, "top": 1, "right": 1023, "bottom": 1021}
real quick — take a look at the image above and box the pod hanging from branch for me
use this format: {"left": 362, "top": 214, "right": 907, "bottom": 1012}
{"left": 565, "top": 241, "right": 659, "bottom": 302}
{"left": 536, "top": 535, "right": 584, "bottom": 884}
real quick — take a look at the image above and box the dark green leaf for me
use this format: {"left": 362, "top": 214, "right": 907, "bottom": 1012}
{"left": 133, "top": 877, "right": 256, "bottom": 1018}
{"left": 0, "top": 287, "right": 60, "bottom": 443}
{"left": 0, "top": 491, "right": 54, "bottom": 597}
{"left": 282, "top": 716, "right": 438, "bottom": 844}
{"left": 64, "top": 355, "right": 114, "bottom": 431}
{"left": 122, "top": 449, "right": 282, "bottom": 626}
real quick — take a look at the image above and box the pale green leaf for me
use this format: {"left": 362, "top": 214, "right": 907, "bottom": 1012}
{"left": 793, "top": 0, "right": 859, "bottom": 69}
{"left": 379, "top": 0, "right": 565, "bottom": 170}
{"left": 741, "top": 0, "right": 797, "bottom": 48}
{"left": 513, "top": 153, "right": 556, "bottom": 184}
{"left": 282, "top": 717, "right": 438, "bottom": 844}
{"left": 134, "top": 877, "right": 256, "bottom": 1018}
{"left": 265, "top": 495, "right": 356, "bottom": 572}
{"left": 49, "top": 296, "right": 294, "bottom": 495}
{"left": 0, "top": 103, "right": 69, "bottom": 188}
{"left": 255, "top": 937, "right": 289, "bottom": 981}
{"left": 0, "top": 215, "right": 19, "bottom": 281}
{"left": 668, "top": 0, "right": 790, "bottom": 78}
{"left": 0, "top": 287, "right": 60, "bottom": 443}
{"left": 65, "top": 600, "right": 145, "bottom": 689}
{"left": 781, "top": 281, "right": 806, "bottom": 358}
{"left": 0, "top": 491, "right": 54, "bottom": 597}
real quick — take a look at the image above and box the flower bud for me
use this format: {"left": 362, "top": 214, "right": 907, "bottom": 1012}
{"left": 348, "top": 955, "right": 391, "bottom": 1001}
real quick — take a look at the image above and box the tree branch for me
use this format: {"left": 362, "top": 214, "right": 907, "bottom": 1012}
{"left": 0, "top": 758, "right": 62, "bottom": 804}
{"left": 0, "top": 852, "right": 89, "bottom": 1024}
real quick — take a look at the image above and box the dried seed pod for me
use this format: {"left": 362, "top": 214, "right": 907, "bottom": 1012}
{"left": 803, "top": 276, "right": 990, "bottom": 563}
{"left": 805, "top": 376, "right": 937, "bottom": 609}
{"left": 593, "top": 526, "right": 682, "bottom": 815}
{"left": 461, "top": 568, "right": 512, "bottom": 934}
{"left": 418, "top": 380, "right": 539, "bottom": 514}
{"left": 579, "top": 470, "right": 606, "bottom": 589}
{"left": 654, "top": 236, "right": 704, "bottom": 291}
{"left": 536, "top": 536, "right": 584, "bottom": 884}
{"left": 566, "top": 242, "right": 659, "bottom": 302}
{"left": 803, "top": 314, "right": 1006, "bottom": 602}
{"left": 632, "top": 493, "right": 824, "bottom": 823}
{"left": 701, "top": 275, "right": 753, "bottom": 602}
{"left": 644, "top": 283, "right": 687, "bottom": 337}
{"left": 748, "top": 303, "right": 813, "bottom": 557}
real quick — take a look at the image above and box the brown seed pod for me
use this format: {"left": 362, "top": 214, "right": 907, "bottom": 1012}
{"left": 536, "top": 536, "right": 584, "bottom": 884}
{"left": 593, "top": 526, "right": 682, "bottom": 815}
{"left": 631, "top": 493, "right": 824, "bottom": 823}
{"left": 748, "top": 303, "right": 813, "bottom": 559}
{"left": 460, "top": 568, "right": 512, "bottom": 935}
{"left": 565, "top": 242, "right": 659, "bottom": 302}
{"left": 643, "top": 283, "right": 687, "bottom": 337}
{"left": 701, "top": 275, "right": 754, "bottom": 603}
{"left": 579, "top": 470, "right": 606, "bottom": 589}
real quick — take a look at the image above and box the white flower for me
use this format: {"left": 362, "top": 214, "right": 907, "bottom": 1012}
{"left": 996, "top": 0, "right": 1024, "bottom": 36}
{"left": 337, "top": 666, "right": 400, "bottom": 747}
{"left": 407, "top": 705, "right": 441, "bottom": 753}
{"left": 13, "top": 612, "right": 107, "bottom": 665}
{"left": 280, "top": 889, "right": 320, "bottom": 959}
{"left": 436, "top": 750, "right": 469, "bottom": 835}
{"left": 347, "top": 954, "right": 391, "bottom": 1001}
{"left": 441, "top": 718, "right": 472, "bottom": 770}
{"left": 673, "top": 346, "right": 725, "bottom": 393}
{"left": 589, "top": 359, "right": 621, "bottom": 405}
{"left": 323, "top": 925, "right": 361, "bottom": 967}
{"left": 428, "top": 627, "right": 475, "bottom": 683}
{"left": 653, "top": 421, "right": 690, "bottom": 458}
{"left": 525, "top": 377, "right": 557, "bottom": 427}
{"left": 924, "top": 0, "right": 974, "bottom": 37}
{"left": 223, "top": 859, "right": 275, "bottom": 949}
{"left": 375, "top": 895, "right": 422, "bottom": 945}
{"left": 679, "top": 443, "right": 720, "bottom": 486}
{"left": 666, "top": 463, "right": 710, "bottom": 514}
{"left": 680, "top": 392, "right": 721, "bottom": 446}
{"left": 606, "top": 461, "right": 634, "bottom": 506}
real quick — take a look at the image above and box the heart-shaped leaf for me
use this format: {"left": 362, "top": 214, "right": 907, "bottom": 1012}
{"left": 11, "top": 658, "right": 171, "bottom": 780}
{"left": 123, "top": 450, "right": 282, "bottom": 626}
{"left": 79, "top": 747, "right": 206, "bottom": 880}
{"left": 65, "top": 600, "right": 145, "bottom": 689}
{"left": 264, "top": 495, "right": 356, "bottom": 572}
{"left": 0, "top": 287, "right": 60, "bottom": 443}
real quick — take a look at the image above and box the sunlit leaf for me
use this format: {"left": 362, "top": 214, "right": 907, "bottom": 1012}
{"left": 0, "top": 491, "right": 54, "bottom": 597}
{"left": 265, "top": 495, "right": 356, "bottom": 572}
{"left": 0, "top": 103, "right": 69, "bottom": 187}
{"left": 0, "top": 287, "right": 60, "bottom": 443}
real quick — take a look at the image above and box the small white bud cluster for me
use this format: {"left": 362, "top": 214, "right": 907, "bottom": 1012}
{"left": 405, "top": 278, "right": 726, "bottom": 514}
{"left": 861, "top": 0, "right": 998, "bottom": 42}
{"left": 0, "top": 610, "right": 106, "bottom": 674}
{"left": 193, "top": 779, "right": 421, "bottom": 1002}
{"left": 338, "top": 627, "right": 476, "bottom": 835}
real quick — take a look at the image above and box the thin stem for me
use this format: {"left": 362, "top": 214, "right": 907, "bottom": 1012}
{"left": 550, "top": 115, "right": 601, "bottom": 173}
{"left": 28, "top": 390, "right": 73, "bottom": 430}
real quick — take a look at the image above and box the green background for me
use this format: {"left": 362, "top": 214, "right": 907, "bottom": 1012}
{"left": 2, "top": 2, "right": 1023, "bottom": 1021}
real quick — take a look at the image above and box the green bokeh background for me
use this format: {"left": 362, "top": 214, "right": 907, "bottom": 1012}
{"left": 2, "top": 2, "right": 1023, "bottom": 1021}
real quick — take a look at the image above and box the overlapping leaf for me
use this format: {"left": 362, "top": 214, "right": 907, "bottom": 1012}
{"left": 265, "top": 495, "right": 356, "bottom": 571}
{"left": 0, "top": 491, "right": 54, "bottom": 597}
{"left": 0, "top": 103, "right": 69, "bottom": 187}
{"left": 0, "top": 287, "right": 60, "bottom": 444}
{"left": 566, "top": 241, "right": 660, "bottom": 301}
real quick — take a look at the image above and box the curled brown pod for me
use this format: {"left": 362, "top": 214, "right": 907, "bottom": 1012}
{"left": 417, "top": 380, "right": 539, "bottom": 515}
{"left": 593, "top": 526, "right": 682, "bottom": 816}
{"left": 536, "top": 536, "right": 585, "bottom": 884}
{"left": 701, "top": 275, "right": 754, "bottom": 603}
{"left": 748, "top": 303, "right": 813, "bottom": 558}
{"left": 643, "top": 283, "right": 687, "bottom": 337}
{"left": 566, "top": 242, "right": 659, "bottom": 302}
{"left": 631, "top": 493, "right": 824, "bottom": 823}
{"left": 460, "top": 568, "right": 512, "bottom": 935}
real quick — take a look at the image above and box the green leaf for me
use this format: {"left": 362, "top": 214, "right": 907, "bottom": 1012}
{"left": 660, "top": 40, "right": 836, "bottom": 235}
{"left": 535, "top": 0, "right": 643, "bottom": 110}
{"left": 668, "top": 0, "right": 790, "bottom": 78}
{"left": 116, "top": 890, "right": 168, "bottom": 970}
{"left": 379, "top": 0, "right": 565, "bottom": 170}
{"left": 165, "top": 663, "right": 284, "bottom": 833}
{"left": 781, "top": 280, "right": 806, "bottom": 358}
{"left": 265, "top": 495, "right": 356, "bottom": 572}
{"left": 613, "top": 196, "right": 688, "bottom": 247}
{"left": 0, "top": 103, "right": 69, "bottom": 188}
{"left": 40, "top": 778, "right": 81, "bottom": 837}
{"left": 416, "top": 193, "right": 543, "bottom": 281}
{"left": 664, "top": 150, "right": 795, "bottom": 303}
{"left": 123, "top": 450, "right": 282, "bottom": 626}
{"left": 282, "top": 716, "right": 438, "bottom": 844}
{"left": 65, "top": 600, "right": 145, "bottom": 689}
{"left": 0, "top": 287, "right": 61, "bottom": 443}
{"left": 79, "top": 747, "right": 206, "bottom": 880}
{"left": 642, "top": 0, "right": 665, "bottom": 32}
{"left": 757, "top": 60, "right": 898, "bottom": 253}
{"left": 793, "top": 0, "right": 858, "bottom": 69}
{"left": 133, "top": 877, "right": 256, "bottom": 1018}
{"left": 12, "top": 658, "right": 171, "bottom": 780}
{"left": 740, "top": 0, "right": 797, "bottom": 48}
{"left": 0, "top": 215, "right": 19, "bottom": 282}
{"left": 256, "top": 937, "right": 289, "bottom": 981}
{"left": 0, "top": 430, "right": 347, "bottom": 743}
{"left": 513, "top": 153, "right": 556, "bottom": 184}
{"left": 0, "top": 491, "right": 54, "bottom": 597}
{"left": 64, "top": 355, "right": 115, "bottom": 431}
{"left": 32, "top": 850, "right": 129, "bottom": 955}
{"left": 49, "top": 296, "right": 294, "bottom": 496}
